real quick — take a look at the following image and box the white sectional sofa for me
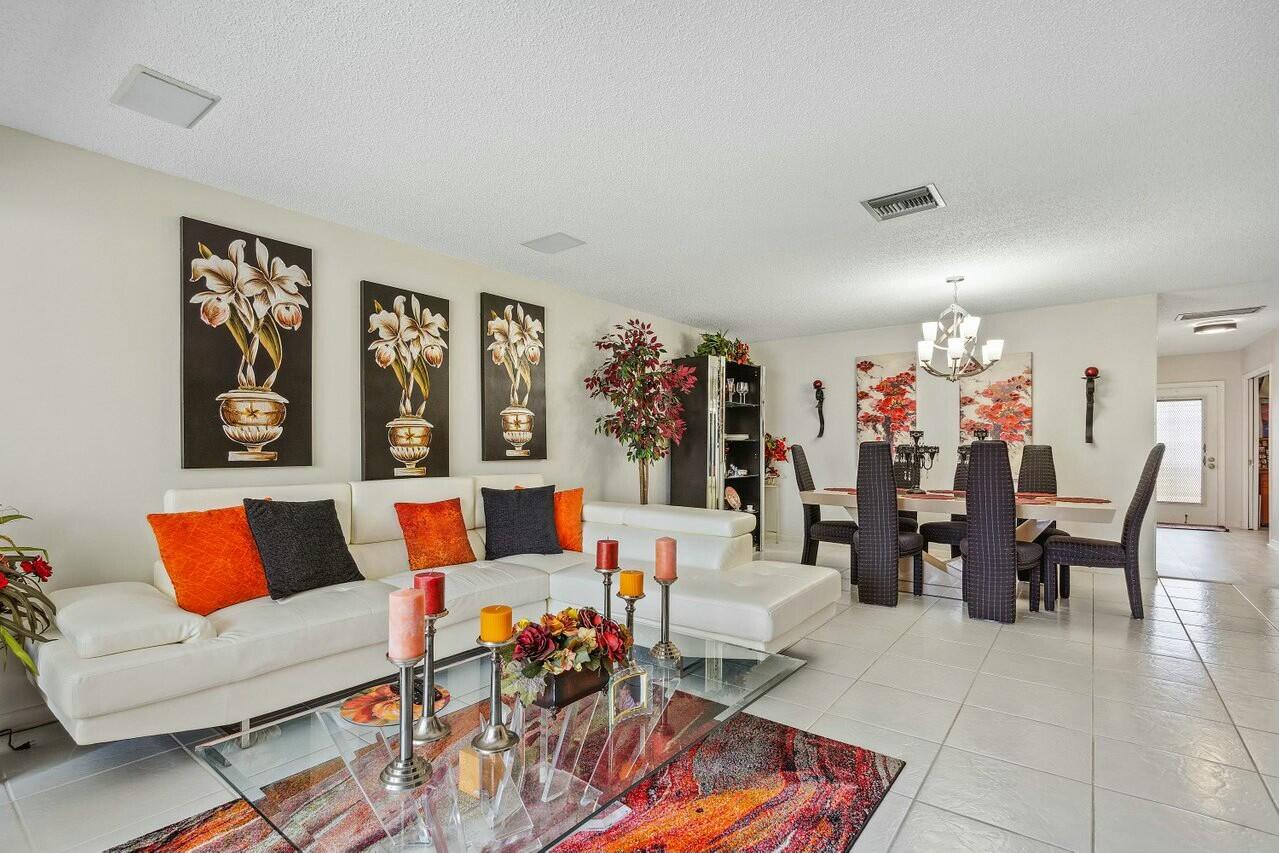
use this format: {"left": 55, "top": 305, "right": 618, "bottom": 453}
{"left": 33, "top": 475, "right": 840, "bottom": 744}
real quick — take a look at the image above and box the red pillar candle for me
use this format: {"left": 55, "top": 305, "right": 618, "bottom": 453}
{"left": 655, "top": 537, "right": 677, "bottom": 581}
{"left": 596, "top": 539, "right": 619, "bottom": 571}
{"left": 413, "top": 571, "right": 446, "bottom": 615}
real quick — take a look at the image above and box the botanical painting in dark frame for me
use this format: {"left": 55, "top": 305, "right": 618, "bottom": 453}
{"left": 181, "top": 217, "right": 313, "bottom": 468}
{"left": 480, "top": 293, "right": 546, "bottom": 460}
{"left": 361, "top": 281, "right": 450, "bottom": 479}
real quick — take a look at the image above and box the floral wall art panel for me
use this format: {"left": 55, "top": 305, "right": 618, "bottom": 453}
{"left": 959, "top": 352, "right": 1033, "bottom": 474}
{"left": 181, "top": 218, "right": 312, "bottom": 468}
{"left": 361, "top": 281, "right": 450, "bottom": 479}
{"left": 855, "top": 353, "right": 917, "bottom": 444}
{"left": 480, "top": 293, "right": 546, "bottom": 460}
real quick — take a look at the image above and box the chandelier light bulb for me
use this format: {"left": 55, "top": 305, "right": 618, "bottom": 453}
{"left": 960, "top": 314, "right": 981, "bottom": 339}
{"left": 921, "top": 321, "right": 939, "bottom": 342}
{"left": 947, "top": 337, "right": 965, "bottom": 363}
{"left": 984, "top": 339, "right": 1005, "bottom": 362}
{"left": 916, "top": 340, "right": 932, "bottom": 365}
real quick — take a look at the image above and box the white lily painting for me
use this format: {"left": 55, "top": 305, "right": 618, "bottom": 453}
{"left": 181, "top": 218, "right": 313, "bottom": 468}
{"left": 480, "top": 294, "right": 547, "bottom": 461}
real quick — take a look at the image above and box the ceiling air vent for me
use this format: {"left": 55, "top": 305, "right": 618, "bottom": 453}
{"left": 861, "top": 184, "right": 945, "bottom": 222}
{"left": 1174, "top": 306, "right": 1265, "bottom": 322}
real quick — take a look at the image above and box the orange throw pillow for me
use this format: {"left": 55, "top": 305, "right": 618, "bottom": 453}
{"left": 395, "top": 498, "right": 477, "bottom": 569}
{"left": 147, "top": 506, "right": 269, "bottom": 616}
{"left": 553, "top": 488, "right": 584, "bottom": 551}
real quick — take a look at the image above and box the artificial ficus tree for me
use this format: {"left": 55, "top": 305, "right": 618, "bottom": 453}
{"left": 584, "top": 320, "right": 698, "bottom": 504}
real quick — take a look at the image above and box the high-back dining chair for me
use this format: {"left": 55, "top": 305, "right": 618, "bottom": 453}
{"left": 961, "top": 441, "right": 1043, "bottom": 622}
{"left": 855, "top": 442, "right": 925, "bottom": 605}
{"left": 1044, "top": 444, "right": 1165, "bottom": 618}
{"left": 791, "top": 444, "right": 859, "bottom": 587}
{"left": 920, "top": 458, "right": 969, "bottom": 557}
{"left": 1016, "top": 444, "right": 1073, "bottom": 599}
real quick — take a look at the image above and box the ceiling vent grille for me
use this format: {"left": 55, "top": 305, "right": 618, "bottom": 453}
{"left": 861, "top": 184, "right": 945, "bottom": 222}
{"left": 1174, "top": 306, "right": 1265, "bottom": 322}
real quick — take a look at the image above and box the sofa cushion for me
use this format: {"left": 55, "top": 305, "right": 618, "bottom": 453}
{"left": 481, "top": 486, "right": 561, "bottom": 560}
{"left": 497, "top": 551, "right": 591, "bottom": 575}
{"left": 244, "top": 499, "right": 363, "bottom": 599}
{"left": 350, "top": 477, "right": 476, "bottom": 545}
{"left": 164, "top": 483, "right": 353, "bottom": 541}
{"left": 472, "top": 474, "right": 545, "bottom": 527}
{"left": 583, "top": 502, "right": 754, "bottom": 538}
{"left": 396, "top": 498, "right": 476, "bottom": 569}
{"left": 548, "top": 559, "right": 839, "bottom": 645}
{"left": 146, "top": 505, "right": 269, "bottom": 615}
{"left": 51, "top": 582, "right": 214, "bottom": 658}
{"left": 379, "top": 560, "right": 549, "bottom": 625}
{"left": 581, "top": 520, "right": 752, "bottom": 572}
{"left": 553, "top": 488, "right": 584, "bottom": 551}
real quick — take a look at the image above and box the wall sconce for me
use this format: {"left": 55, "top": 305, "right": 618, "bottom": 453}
{"left": 1083, "top": 366, "right": 1100, "bottom": 443}
{"left": 813, "top": 379, "right": 825, "bottom": 438}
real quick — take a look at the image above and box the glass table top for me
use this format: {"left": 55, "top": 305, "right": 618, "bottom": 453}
{"left": 194, "top": 625, "right": 802, "bottom": 852}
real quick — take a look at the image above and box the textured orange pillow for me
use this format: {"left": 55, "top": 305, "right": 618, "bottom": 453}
{"left": 553, "top": 488, "right": 584, "bottom": 551}
{"left": 395, "top": 498, "right": 477, "bottom": 569}
{"left": 513, "top": 485, "right": 584, "bottom": 551}
{"left": 147, "top": 506, "right": 269, "bottom": 616}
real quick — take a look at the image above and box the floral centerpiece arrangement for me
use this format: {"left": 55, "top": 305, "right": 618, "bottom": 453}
{"left": 692, "top": 331, "right": 751, "bottom": 364}
{"left": 0, "top": 508, "right": 56, "bottom": 675}
{"left": 584, "top": 320, "right": 697, "bottom": 504}
{"left": 501, "top": 607, "right": 632, "bottom": 707}
{"left": 764, "top": 433, "right": 790, "bottom": 484}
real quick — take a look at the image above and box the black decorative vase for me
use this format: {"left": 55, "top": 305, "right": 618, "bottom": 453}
{"left": 534, "top": 666, "right": 609, "bottom": 710}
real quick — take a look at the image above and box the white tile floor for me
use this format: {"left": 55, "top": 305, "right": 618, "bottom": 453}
{"left": 0, "top": 528, "right": 1276, "bottom": 851}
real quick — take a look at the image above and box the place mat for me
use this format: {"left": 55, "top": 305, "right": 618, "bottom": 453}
{"left": 829, "top": 487, "right": 857, "bottom": 493}
{"left": 1051, "top": 496, "right": 1111, "bottom": 504}
{"left": 1015, "top": 491, "right": 1057, "bottom": 498}
{"left": 901, "top": 492, "right": 953, "bottom": 500}
{"left": 552, "top": 712, "right": 904, "bottom": 853}
{"left": 339, "top": 681, "right": 450, "bottom": 727}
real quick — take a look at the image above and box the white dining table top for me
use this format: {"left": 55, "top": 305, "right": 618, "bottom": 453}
{"left": 799, "top": 488, "right": 1118, "bottom": 524}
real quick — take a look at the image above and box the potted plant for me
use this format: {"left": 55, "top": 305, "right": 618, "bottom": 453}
{"left": 692, "top": 331, "right": 752, "bottom": 364}
{"left": 584, "top": 320, "right": 697, "bottom": 504}
{"left": 0, "top": 508, "right": 56, "bottom": 674}
{"left": 189, "top": 238, "right": 311, "bottom": 461}
{"left": 367, "top": 295, "right": 448, "bottom": 476}
{"left": 764, "top": 433, "right": 790, "bottom": 485}
{"left": 486, "top": 303, "right": 544, "bottom": 456}
{"left": 500, "top": 607, "right": 632, "bottom": 709}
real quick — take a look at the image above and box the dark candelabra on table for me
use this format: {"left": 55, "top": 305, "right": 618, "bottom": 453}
{"left": 894, "top": 430, "right": 939, "bottom": 494}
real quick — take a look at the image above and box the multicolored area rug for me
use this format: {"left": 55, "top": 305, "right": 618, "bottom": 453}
{"left": 110, "top": 706, "right": 902, "bottom": 853}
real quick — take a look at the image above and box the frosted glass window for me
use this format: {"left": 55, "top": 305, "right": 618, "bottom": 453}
{"left": 1157, "top": 399, "right": 1203, "bottom": 504}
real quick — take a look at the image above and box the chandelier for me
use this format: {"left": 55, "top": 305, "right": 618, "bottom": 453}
{"left": 916, "top": 276, "right": 1004, "bottom": 381}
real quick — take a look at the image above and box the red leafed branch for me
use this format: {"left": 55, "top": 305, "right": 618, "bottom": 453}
{"left": 584, "top": 320, "right": 698, "bottom": 463}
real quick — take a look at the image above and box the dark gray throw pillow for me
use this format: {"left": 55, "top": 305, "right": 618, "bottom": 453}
{"left": 482, "top": 485, "right": 562, "bottom": 560}
{"left": 243, "top": 499, "right": 363, "bottom": 600}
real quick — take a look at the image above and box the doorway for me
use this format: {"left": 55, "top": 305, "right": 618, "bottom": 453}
{"left": 1156, "top": 382, "right": 1225, "bottom": 527}
{"left": 1246, "top": 370, "right": 1270, "bottom": 530}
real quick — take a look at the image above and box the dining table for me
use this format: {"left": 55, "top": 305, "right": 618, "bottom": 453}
{"left": 799, "top": 488, "right": 1118, "bottom": 574}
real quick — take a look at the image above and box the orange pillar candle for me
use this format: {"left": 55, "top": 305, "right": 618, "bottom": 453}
{"left": 618, "top": 569, "right": 644, "bottom": 597}
{"left": 479, "top": 604, "right": 513, "bottom": 643}
{"left": 388, "top": 588, "right": 426, "bottom": 660}
{"left": 655, "top": 537, "right": 677, "bottom": 581}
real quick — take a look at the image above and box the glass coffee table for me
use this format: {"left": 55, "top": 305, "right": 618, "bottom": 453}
{"left": 194, "top": 625, "right": 802, "bottom": 852}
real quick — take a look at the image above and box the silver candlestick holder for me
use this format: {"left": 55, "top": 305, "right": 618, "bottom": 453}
{"left": 650, "top": 578, "right": 681, "bottom": 662}
{"left": 380, "top": 653, "right": 432, "bottom": 791}
{"left": 471, "top": 636, "right": 519, "bottom": 754}
{"left": 412, "top": 609, "right": 450, "bottom": 744}
{"left": 617, "top": 590, "right": 645, "bottom": 640}
{"left": 595, "top": 565, "right": 619, "bottom": 621}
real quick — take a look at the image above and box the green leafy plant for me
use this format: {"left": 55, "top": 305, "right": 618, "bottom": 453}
{"left": 0, "top": 509, "right": 56, "bottom": 675}
{"left": 692, "top": 331, "right": 752, "bottom": 364}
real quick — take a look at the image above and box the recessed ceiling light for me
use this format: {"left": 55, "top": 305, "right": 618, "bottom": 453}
{"left": 521, "top": 232, "right": 585, "bottom": 254}
{"left": 110, "top": 65, "right": 219, "bottom": 129}
{"left": 1193, "top": 320, "right": 1238, "bottom": 334}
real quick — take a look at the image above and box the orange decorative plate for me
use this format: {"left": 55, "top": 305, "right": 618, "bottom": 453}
{"left": 339, "top": 682, "right": 450, "bottom": 727}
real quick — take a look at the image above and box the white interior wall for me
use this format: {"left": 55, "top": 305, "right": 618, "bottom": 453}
{"left": 0, "top": 127, "right": 699, "bottom": 727}
{"left": 1156, "top": 350, "right": 1245, "bottom": 528}
{"left": 755, "top": 294, "right": 1159, "bottom": 562}
{"left": 1245, "top": 331, "right": 1279, "bottom": 546}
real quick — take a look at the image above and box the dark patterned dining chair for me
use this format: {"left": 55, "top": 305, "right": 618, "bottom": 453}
{"left": 891, "top": 460, "right": 920, "bottom": 533}
{"left": 1016, "top": 444, "right": 1072, "bottom": 601}
{"left": 960, "top": 440, "right": 1043, "bottom": 622}
{"left": 791, "top": 444, "right": 858, "bottom": 586}
{"left": 1044, "top": 444, "right": 1165, "bottom": 618}
{"left": 855, "top": 442, "right": 925, "bottom": 605}
{"left": 919, "top": 458, "right": 969, "bottom": 557}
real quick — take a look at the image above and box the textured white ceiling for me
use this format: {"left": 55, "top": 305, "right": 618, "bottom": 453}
{"left": 2, "top": 1, "right": 1277, "bottom": 340}
{"left": 1157, "top": 282, "right": 1277, "bottom": 356}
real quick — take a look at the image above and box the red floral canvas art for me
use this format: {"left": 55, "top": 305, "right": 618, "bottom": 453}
{"left": 855, "top": 353, "right": 917, "bottom": 444}
{"left": 960, "top": 352, "right": 1034, "bottom": 472}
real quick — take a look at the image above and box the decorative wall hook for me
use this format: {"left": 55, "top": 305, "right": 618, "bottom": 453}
{"left": 813, "top": 379, "right": 825, "bottom": 438}
{"left": 1083, "top": 366, "right": 1099, "bottom": 443}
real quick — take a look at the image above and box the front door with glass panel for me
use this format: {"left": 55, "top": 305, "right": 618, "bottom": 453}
{"left": 1156, "top": 384, "right": 1222, "bottom": 526}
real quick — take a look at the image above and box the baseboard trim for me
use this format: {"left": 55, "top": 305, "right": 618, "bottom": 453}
{"left": 0, "top": 702, "right": 56, "bottom": 733}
